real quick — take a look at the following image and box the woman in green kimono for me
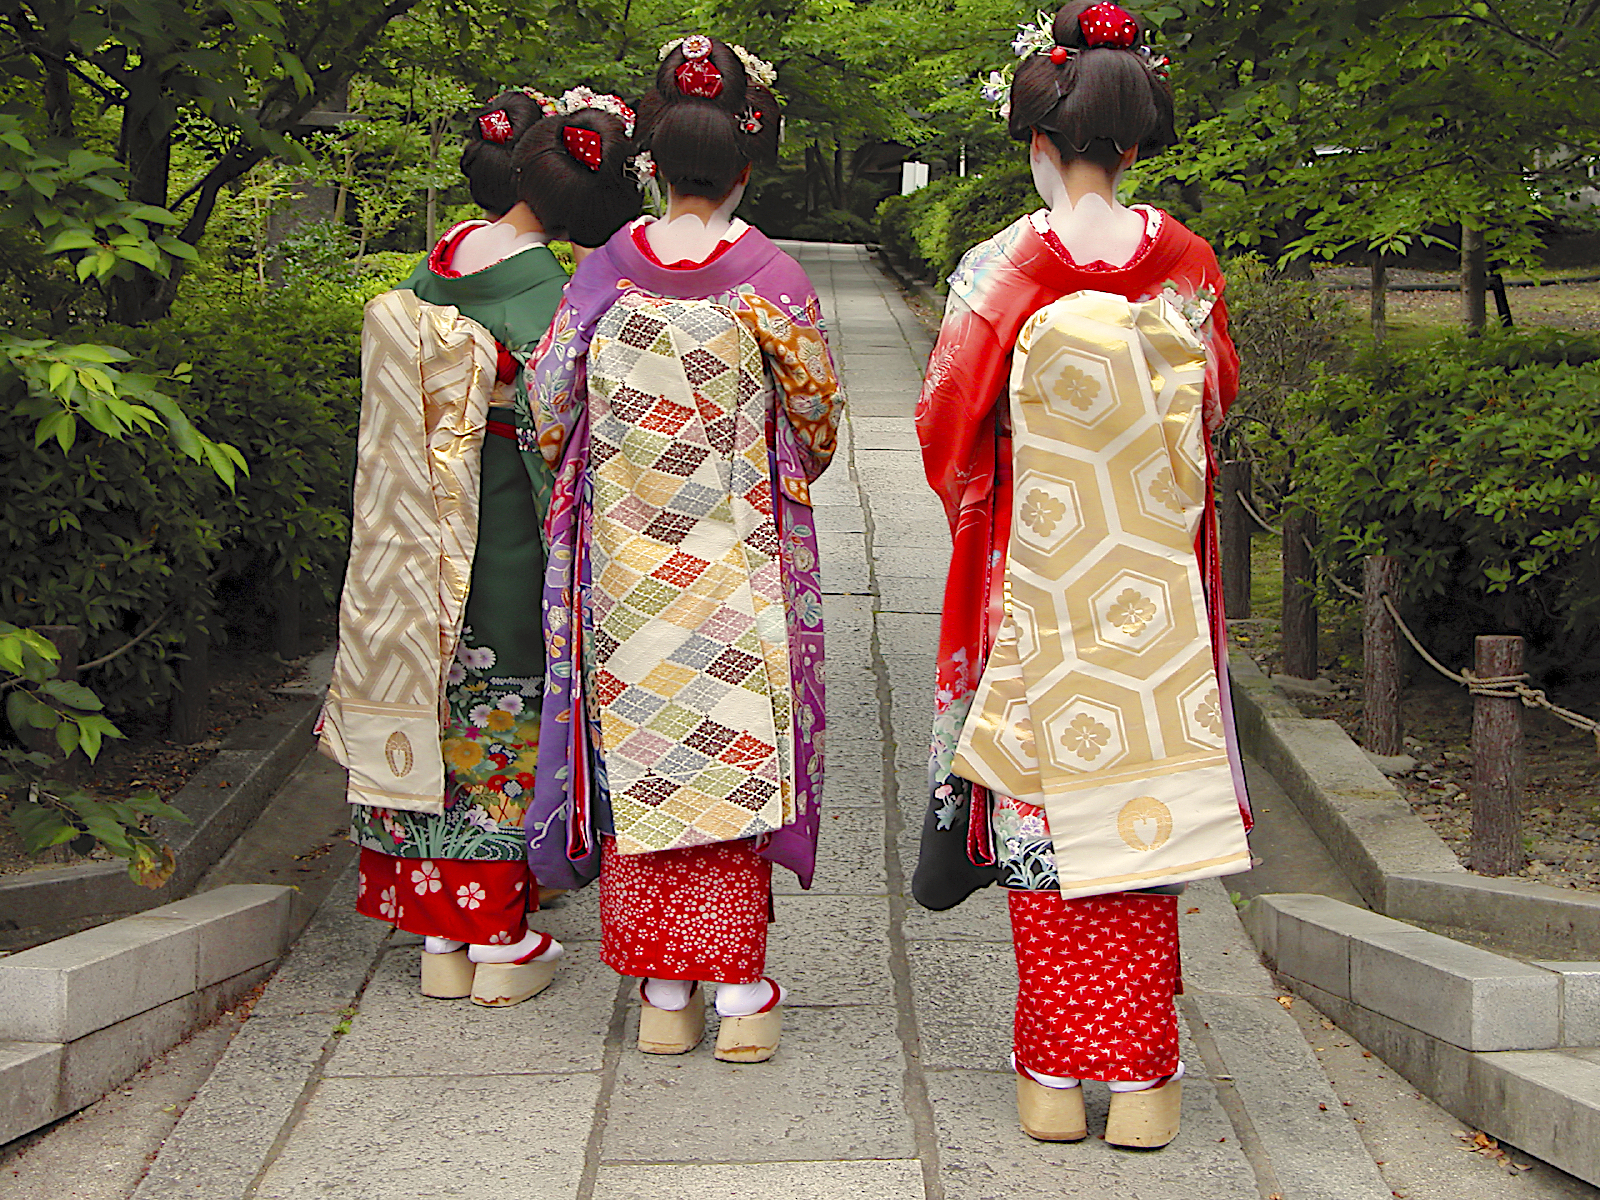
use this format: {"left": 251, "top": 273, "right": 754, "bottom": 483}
{"left": 351, "top": 89, "right": 641, "bottom": 1006}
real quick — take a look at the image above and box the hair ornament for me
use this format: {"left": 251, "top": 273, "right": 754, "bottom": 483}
{"left": 628, "top": 150, "right": 656, "bottom": 191}
{"left": 1011, "top": 10, "right": 1058, "bottom": 58}
{"left": 675, "top": 56, "right": 724, "bottom": 98}
{"left": 1078, "top": 2, "right": 1139, "bottom": 48}
{"left": 1049, "top": 45, "right": 1069, "bottom": 63}
{"left": 1139, "top": 45, "right": 1172, "bottom": 77}
{"left": 681, "top": 33, "right": 714, "bottom": 60}
{"left": 519, "top": 88, "right": 559, "bottom": 116}
{"left": 563, "top": 125, "right": 604, "bottom": 171}
{"left": 554, "top": 86, "right": 636, "bottom": 137}
{"left": 739, "top": 107, "right": 763, "bottom": 134}
{"left": 729, "top": 44, "right": 778, "bottom": 88}
{"left": 478, "top": 110, "right": 514, "bottom": 143}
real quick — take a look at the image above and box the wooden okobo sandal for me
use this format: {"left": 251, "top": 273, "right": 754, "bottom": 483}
{"left": 420, "top": 947, "right": 474, "bottom": 999}
{"left": 713, "top": 978, "right": 783, "bottom": 1063}
{"left": 469, "top": 933, "right": 560, "bottom": 1008}
{"left": 638, "top": 981, "right": 705, "bottom": 1054}
{"left": 1104, "top": 1074, "right": 1183, "bottom": 1148}
{"left": 1016, "top": 1075, "right": 1088, "bottom": 1142}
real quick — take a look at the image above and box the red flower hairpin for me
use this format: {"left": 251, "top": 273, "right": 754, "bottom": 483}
{"left": 676, "top": 56, "right": 723, "bottom": 98}
{"left": 563, "top": 125, "right": 603, "bottom": 171}
{"left": 478, "top": 110, "right": 514, "bottom": 143}
{"left": 1079, "top": 2, "right": 1138, "bottom": 48}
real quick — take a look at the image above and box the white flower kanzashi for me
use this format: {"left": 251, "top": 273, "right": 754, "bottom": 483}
{"left": 1011, "top": 10, "right": 1058, "bottom": 58}
{"left": 729, "top": 44, "right": 778, "bottom": 88}
{"left": 628, "top": 150, "right": 656, "bottom": 192}
{"left": 556, "top": 87, "right": 636, "bottom": 137}
{"left": 519, "top": 88, "right": 559, "bottom": 116}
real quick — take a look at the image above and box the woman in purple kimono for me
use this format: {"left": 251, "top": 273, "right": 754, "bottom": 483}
{"left": 519, "top": 34, "right": 844, "bottom": 1063}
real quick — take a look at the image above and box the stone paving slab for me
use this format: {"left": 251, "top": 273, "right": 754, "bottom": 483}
{"left": 590, "top": 1159, "right": 926, "bottom": 1199}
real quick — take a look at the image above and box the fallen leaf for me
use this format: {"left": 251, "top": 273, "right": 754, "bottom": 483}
{"left": 1186, "top": 906, "right": 1201, "bottom": 914}
{"left": 1320, "top": 1018, "right": 1337, "bottom": 1030}
{"left": 1277, "top": 995, "right": 1295, "bottom": 1009}
{"left": 1318, "top": 1102, "right": 1328, "bottom": 1111}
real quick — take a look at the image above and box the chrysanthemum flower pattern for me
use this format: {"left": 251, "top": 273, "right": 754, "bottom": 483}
{"left": 1107, "top": 587, "right": 1158, "bottom": 637}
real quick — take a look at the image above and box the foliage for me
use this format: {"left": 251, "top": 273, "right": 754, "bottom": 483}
{"left": 877, "top": 162, "right": 1036, "bottom": 283}
{"left": 1292, "top": 329, "right": 1600, "bottom": 670}
{"left": 789, "top": 208, "right": 877, "bottom": 243}
{"left": 0, "top": 623, "right": 190, "bottom": 887}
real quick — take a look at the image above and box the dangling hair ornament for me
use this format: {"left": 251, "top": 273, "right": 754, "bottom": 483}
{"left": 478, "top": 110, "right": 514, "bottom": 143}
{"left": 729, "top": 44, "right": 778, "bottom": 88}
{"left": 520, "top": 89, "right": 559, "bottom": 116}
{"left": 1139, "top": 45, "right": 1172, "bottom": 77}
{"left": 1011, "top": 10, "right": 1058, "bottom": 58}
{"left": 1078, "top": 2, "right": 1139, "bottom": 48}
{"left": 739, "top": 107, "right": 763, "bottom": 134}
{"left": 628, "top": 150, "right": 656, "bottom": 190}
{"left": 554, "top": 87, "right": 636, "bottom": 137}
{"left": 563, "top": 126, "right": 604, "bottom": 171}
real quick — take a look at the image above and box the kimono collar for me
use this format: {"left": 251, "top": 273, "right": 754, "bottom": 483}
{"left": 576, "top": 221, "right": 787, "bottom": 303}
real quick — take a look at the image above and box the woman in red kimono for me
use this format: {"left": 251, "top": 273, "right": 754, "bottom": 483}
{"left": 913, "top": 1, "right": 1245, "bottom": 1149}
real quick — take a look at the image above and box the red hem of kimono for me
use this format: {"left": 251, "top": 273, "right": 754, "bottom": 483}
{"left": 356, "top": 848, "right": 537, "bottom": 945}
{"left": 1009, "top": 889, "right": 1181, "bottom": 1083}
{"left": 598, "top": 836, "right": 771, "bottom": 984}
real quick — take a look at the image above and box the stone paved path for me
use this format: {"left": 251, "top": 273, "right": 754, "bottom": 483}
{"left": 126, "top": 244, "right": 1415, "bottom": 1200}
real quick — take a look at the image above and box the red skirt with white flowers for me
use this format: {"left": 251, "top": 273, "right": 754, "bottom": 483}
{"left": 598, "top": 837, "right": 771, "bottom": 984}
{"left": 356, "top": 848, "right": 537, "bottom": 945}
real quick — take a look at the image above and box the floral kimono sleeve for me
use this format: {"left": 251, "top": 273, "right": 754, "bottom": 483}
{"left": 519, "top": 298, "right": 591, "bottom": 467}
{"left": 736, "top": 291, "right": 844, "bottom": 482}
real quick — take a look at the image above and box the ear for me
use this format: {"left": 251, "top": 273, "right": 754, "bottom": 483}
{"left": 1119, "top": 145, "right": 1139, "bottom": 171}
{"left": 737, "top": 163, "right": 753, "bottom": 187}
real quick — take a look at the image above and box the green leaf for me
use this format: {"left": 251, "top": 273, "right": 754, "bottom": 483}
{"left": 55, "top": 720, "right": 80, "bottom": 756}
{"left": 24, "top": 697, "right": 60, "bottom": 729}
{"left": 8, "top": 804, "right": 81, "bottom": 854}
{"left": 45, "top": 229, "right": 100, "bottom": 254}
{"left": 124, "top": 790, "right": 191, "bottom": 824}
{"left": 42, "top": 678, "right": 104, "bottom": 711}
{"left": 5, "top": 690, "right": 31, "bottom": 737}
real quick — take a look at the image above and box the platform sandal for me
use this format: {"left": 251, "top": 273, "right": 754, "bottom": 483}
{"left": 420, "top": 947, "right": 475, "bottom": 999}
{"left": 713, "top": 978, "right": 783, "bottom": 1064}
{"left": 638, "top": 981, "right": 705, "bottom": 1054}
{"left": 469, "top": 932, "right": 560, "bottom": 1008}
{"left": 1016, "top": 1074, "right": 1087, "bottom": 1142}
{"left": 1104, "top": 1072, "right": 1183, "bottom": 1149}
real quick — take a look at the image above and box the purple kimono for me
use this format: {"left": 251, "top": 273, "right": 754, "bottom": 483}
{"left": 518, "top": 222, "right": 845, "bottom": 889}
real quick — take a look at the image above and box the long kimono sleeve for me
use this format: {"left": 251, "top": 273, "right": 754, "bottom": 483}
{"left": 914, "top": 292, "right": 1011, "bottom": 532}
{"left": 519, "top": 297, "right": 590, "bottom": 467}
{"left": 739, "top": 290, "right": 844, "bottom": 482}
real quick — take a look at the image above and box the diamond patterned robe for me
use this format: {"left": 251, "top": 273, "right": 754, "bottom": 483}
{"left": 518, "top": 223, "right": 843, "bottom": 889}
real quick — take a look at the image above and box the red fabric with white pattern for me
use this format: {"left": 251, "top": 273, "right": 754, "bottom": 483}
{"left": 599, "top": 836, "right": 771, "bottom": 983}
{"left": 1009, "top": 889, "right": 1180, "bottom": 1082}
{"left": 356, "top": 847, "right": 535, "bottom": 943}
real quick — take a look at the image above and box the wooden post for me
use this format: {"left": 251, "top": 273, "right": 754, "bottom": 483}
{"left": 1363, "top": 556, "right": 1403, "bottom": 756}
{"left": 1461, "top": 223, "right": 1487, "bottom": 334}
{"left": 1370, "top": 257, "right": 1388, "bottom": 344}
{"left": 1470, "top": 635, "right": 1525, "bottom": 876}
{"left": 1281, "top": 509, "right": 1318, "bottom": 680}
{"left": 169, "top": 618, "right": 211, "bottom": 744}
{"left": 1219, "top": 459, "right": 1252, "bottom": 620}
{"left": 274, "top": 575, "right": 300, "bottom": 661}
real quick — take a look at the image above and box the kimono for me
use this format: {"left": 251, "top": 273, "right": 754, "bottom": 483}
{"left": 521, "top": 219, "right": 843, "bottom": 981}
{"left": 913, "top": 208, "right": 1247, "bottom": 1082}
{"left": 345, "top": 222, "right": 568, "bottom": 945}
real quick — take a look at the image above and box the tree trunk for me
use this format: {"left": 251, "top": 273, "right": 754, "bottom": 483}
{"left": 1281, "top": 507, "right": 1318, "bottom": 680}
{"left": 1370, "top": 257, "right": 1387, "bottom": 344}
{"left": 1488, "top": 269, "right": 1514, "bottom": 327}
{"left": 1362, "top": 556, "right": 1403, "bottom": 756}
{"left": 1461, "top": 223, "right": 1487, "bottom": 334}
{"left": 833, "top": 143, "right": 845, "bottom": 211}
{"left": 1219, "top": 459, "right": 1252, "bottom": 619}
{"left": 109, "top": 69, "right": 176, "bottom": 325}
{"left": 1469, "top": 635, "right": 1524, "bottom": 876}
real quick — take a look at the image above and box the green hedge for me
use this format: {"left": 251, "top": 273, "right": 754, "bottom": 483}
{"left": 1293, "top": 328, "right": 1600, "bottom": 670}
{"left": 878, "top": 163, "right": 1036, "bottom": 285}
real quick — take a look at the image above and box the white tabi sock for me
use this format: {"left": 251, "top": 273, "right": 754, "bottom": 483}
{"left": 1106, "top": 1061, "right": 1186, "bottom": 1092}
{"left": 715, "top": 979, "right": 783, "bottom": 1018}
{"left": 423, "top": 937, "right": 465, "bottom": 955}
{"left": 468, "top": 928, "right": 563, "bottom": 965}
{"left": 1012, "top": 1053, "right": 1079, "bottom": 1089}
{"left": 642, "top": 978, "right": 696, "bottom": 1011}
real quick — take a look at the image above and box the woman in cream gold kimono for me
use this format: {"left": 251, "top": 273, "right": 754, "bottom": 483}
{"left": 913, "top": 2, "right": 1250, "bottom": 1148}
{"left": 326, "top": 90, "right": 639, "bottom": 1007}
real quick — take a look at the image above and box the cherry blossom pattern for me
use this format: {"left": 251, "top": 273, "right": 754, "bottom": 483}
{"left": 598, "top": 837, "right": 772, "bottom": 984}
{"left": 411, "top": 861, "right": 443, "bottom": 895}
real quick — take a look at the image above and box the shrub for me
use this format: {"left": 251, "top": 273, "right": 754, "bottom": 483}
{"left": 789, "top": 209, "right": 877, "bottom": 244}
{"left": 1292, "top": 328, "right": 1600, "bottom": 673}
{"left": 877, "top": 163, "right": 1045, "bottom": 285}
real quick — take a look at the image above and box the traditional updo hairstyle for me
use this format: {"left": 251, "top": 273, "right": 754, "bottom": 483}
{"left": 1008, "top": 1, "right": 1175, "bottom": 173}
{"left": 513, "top": 107, "right": 642, "bottom": 247}
{"left": 635, "top": 36, "right": 782, "bottom": 199}
{"left": 460, "top": 91, "right": 550, "bottom": 218}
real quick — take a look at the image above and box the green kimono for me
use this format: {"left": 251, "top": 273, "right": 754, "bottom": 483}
{"left": 351, "top": 231, "right": 567, "bottom": 868}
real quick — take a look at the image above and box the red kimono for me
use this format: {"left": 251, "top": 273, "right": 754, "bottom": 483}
{"left": 914, "top": 208, "right": 1242, "bottom": 1082}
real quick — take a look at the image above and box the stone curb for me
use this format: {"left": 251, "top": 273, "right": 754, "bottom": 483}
{"left": 0, "top": 884, "right": 295, "bottom": 1143}
{"left": 0, "top": 692, "right": 320, "bottom": 940}
{"left": 130, "top": 861, "right": 390, "bottom": 1199}
{"left": 1230, "top": 650, "right": 1600, "bottom": 952}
